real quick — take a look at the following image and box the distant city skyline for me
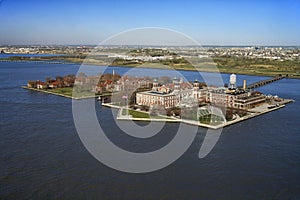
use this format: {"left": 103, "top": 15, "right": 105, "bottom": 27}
{"left": 0, "top": 0, "right": 299, "bottom": 46}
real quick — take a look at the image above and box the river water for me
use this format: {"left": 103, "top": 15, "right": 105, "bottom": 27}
{"left": 0, "top": 61, "right": 299, "bottom": 199}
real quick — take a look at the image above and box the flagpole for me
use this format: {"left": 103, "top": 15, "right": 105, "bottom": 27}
{"left": 126, "top": 93, "right": 128, "bottom": 117}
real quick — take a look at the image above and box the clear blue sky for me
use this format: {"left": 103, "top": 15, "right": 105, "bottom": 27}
{"left": 0, "top": 0, "right": 299, "bottom": 45}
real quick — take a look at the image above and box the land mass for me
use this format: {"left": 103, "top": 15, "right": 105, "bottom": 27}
{"left": 1, "top": 45, "right": 300, "bottom": 78}
{"left": 22, "top": 72, "right": 294, "bottom": 129}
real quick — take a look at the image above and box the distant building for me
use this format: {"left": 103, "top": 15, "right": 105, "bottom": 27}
{"left": 48, "top": 81, "right": 61, "bottom": 89}
{"left": 192, "top": 80, "right": 208, "bottom": 103}
{"left": 208, "top": 88, "right": 266, "bottom": 109}
{"left": 36, "top": 81, "right": 48, "bottom": 89}
{"left": 136, "top": 91, "right": 178, "bottom": 108}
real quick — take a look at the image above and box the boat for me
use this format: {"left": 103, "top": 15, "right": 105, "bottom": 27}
{"left": 268, "top": 104, "right": 279, "bottom": 109}
{"left": 268, "top": 105, "right": 276, "bottom": 109}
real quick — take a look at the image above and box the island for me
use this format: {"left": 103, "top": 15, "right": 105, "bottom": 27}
{"left": 23, "top": 72, "right": 294, "bottom": 129}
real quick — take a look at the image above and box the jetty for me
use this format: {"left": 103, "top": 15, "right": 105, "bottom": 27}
{"left": 245, "top": 75, "right": 285, "bottom": 89}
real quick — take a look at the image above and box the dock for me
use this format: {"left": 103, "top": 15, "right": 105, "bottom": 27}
{"left": 245, "top": 75, "right": 285, "bottom": 89}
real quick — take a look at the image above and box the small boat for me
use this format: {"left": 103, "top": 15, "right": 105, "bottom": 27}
{"left": 267, "top": 105, "right": 277, "bottom": 109}
{"left": 97, "top": 96, "right": 101, "bottom": 101}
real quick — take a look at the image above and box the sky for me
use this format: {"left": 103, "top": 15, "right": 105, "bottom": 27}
{"left": 0, "top": 0, "right": 299, "bottom": 46}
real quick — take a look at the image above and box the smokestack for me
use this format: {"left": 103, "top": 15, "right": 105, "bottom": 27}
{"left": 243, "top": 80, "right": 247, "bottom": 90}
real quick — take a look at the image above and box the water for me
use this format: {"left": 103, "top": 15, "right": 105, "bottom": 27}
{"left": 0, "top": 62, "right": 300, "bottom": 199}
{"left": 0, "top": 53, "right": 64, "bottom": 59}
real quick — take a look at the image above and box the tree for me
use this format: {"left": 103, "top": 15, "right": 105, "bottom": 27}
{"left": 159, "top": 76, "right": 171, "bottom": 83}
{"left": 45, "top": 77, "right": 52, "bottom": 83}
{"left": 55, "top": 76, "right": 63, "bottom": 82}
{"left": 226, "top": 109, "right": 233, "bottom": 120}
{"left": 78, "top": 72, "right": 87, "bottom": 78}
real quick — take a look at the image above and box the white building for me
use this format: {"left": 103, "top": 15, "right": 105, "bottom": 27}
{"left": 136, "top": 78, "right": 192, "bottom": 108}
{"left": 136, "top": 75, "right": 267, "bottom": 110}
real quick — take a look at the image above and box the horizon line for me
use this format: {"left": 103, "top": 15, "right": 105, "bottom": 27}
{"left": 1, "top": 44, "right": 300, "bottom": 47}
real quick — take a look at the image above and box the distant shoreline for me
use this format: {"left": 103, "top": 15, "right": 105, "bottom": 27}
{"left": 2, "top": 56, "right": 299, "bottom": 79}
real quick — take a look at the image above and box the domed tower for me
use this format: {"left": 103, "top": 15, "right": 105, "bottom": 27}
{"left": 152, "top": 78, "right": 159, "bottom": 91}
{"left": 179, "top": 77, "right": 183, "bottom": 84}
{"left": 193, "top": 79, "right": 199, "bottom": 91}
{"left": 193, "top": 79, "right": 200, "bottom": 99}
{"left": 172, "top": 77, "right": 178, "bottom": 84}
{"left": 173, "top": 77, "right": 180, "bottom": 91}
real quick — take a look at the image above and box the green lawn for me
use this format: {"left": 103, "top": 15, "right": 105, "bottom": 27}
{"left": 199, "top": 114, "right": 224, "bottom": 125}
{"left": 45, "top": 87, "right": 95, "bottom": 98}
{"left": 122, "top": 109, "right": 150, "bottom": 118}
{"left": 43, "top": 87, "right": 112, "bottom": 98}
{"left": 121, "top": 109, "right": 174, "bottom": 119}
{"left": 45, "top": 87, "right": 73, "bottom": 97}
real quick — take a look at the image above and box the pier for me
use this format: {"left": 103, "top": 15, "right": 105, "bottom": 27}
{"left": 244, "top": 75, "right": 286, "bottom": 89}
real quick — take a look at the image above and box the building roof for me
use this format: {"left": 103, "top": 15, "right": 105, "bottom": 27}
{"left": 139, "top": 91, "right": 175, "bottom": 96}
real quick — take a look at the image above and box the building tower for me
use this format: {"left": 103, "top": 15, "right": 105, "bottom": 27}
{"left": 173, "top": 77, "right": 180, "bottom": 91}
{"left": 193, "top": 79, "right": 200, "bottom": 99}
{"left": 179, "top": 77, "right": 183, "bottom": 84}
{"left": 193, "top": 79, "right": 199, "bottom": 91}
{"left": 152, "top": 78, "right": 159, "bottom": 91}
{"left": 243, "top": 80, "right": 247, "bottom": 90}
{"left": 172, "top": 77, "right": 178, "bottom": 84}
{"left": 229, "top": 73, "right": 237, "bottom": 89}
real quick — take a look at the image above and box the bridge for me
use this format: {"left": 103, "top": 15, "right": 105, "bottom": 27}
{"left": 245, "top": 75, "right": 285, "bottom": 90}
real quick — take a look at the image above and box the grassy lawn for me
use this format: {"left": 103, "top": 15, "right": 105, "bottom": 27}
{"left": 199, "top": 114, "right": 224, "bottom": 125}
{"left": 122, "top": 109, "right": 150, "bottom": 118}
{"left": 151, "top": 115, "right": 174, "bottom": 119}
{"left": 121, "top": 109, "right": 174, "bottom": 119}
{"left": 45, "top": 87, "right": 95, "bottom": 98}
{"left": 45, "top": 87, "right": 73, "bottom": 97}
{"left": 43, "top": 87, "right": 112, "bottom": 98}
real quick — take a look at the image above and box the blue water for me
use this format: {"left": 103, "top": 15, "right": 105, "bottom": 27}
{"left": 0, "top": 62, "right": 300, "bottom": 199}
{"left": 0, "top": 53, "right": 64, "bottom": 59}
